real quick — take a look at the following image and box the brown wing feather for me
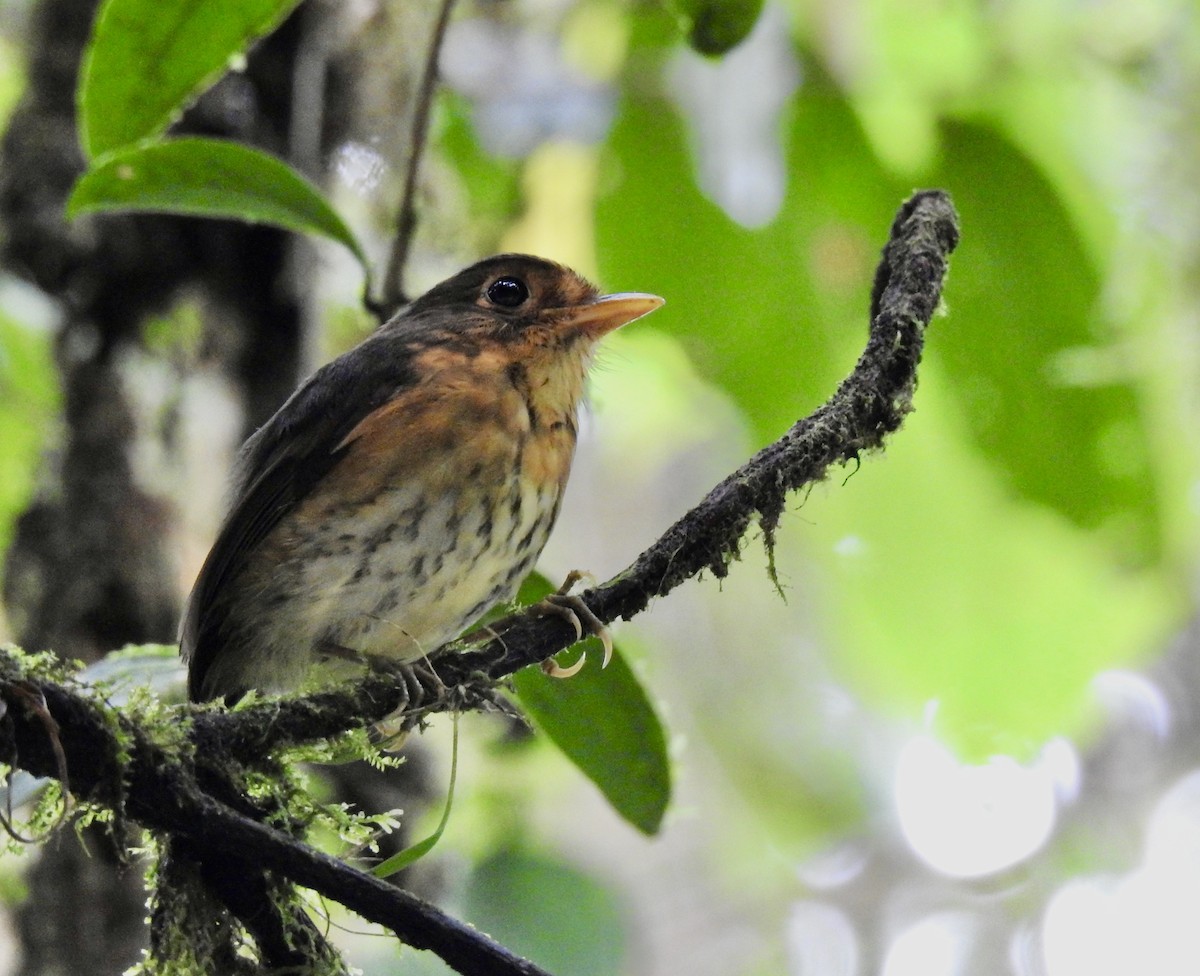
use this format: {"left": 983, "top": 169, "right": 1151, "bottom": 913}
{"left": 181, "top": 330, "right": 420, "bottom": 700}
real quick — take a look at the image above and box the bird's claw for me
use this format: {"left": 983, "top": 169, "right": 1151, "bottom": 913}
{"left": 367, "top": 656, "right": 515, "bottom": 742}
{"left": 541, "top": 654, "right": 586, "bottom": 679}
{"left": 364, "top": 657, "right": 447, "bottom": 742}
{"left": 534, "top": 571, "right": 613, "bottom": 678}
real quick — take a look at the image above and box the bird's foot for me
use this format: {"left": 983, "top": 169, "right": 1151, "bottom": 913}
{"left": 318, "top": 642, "right": 441, "bottom": 718}
{"left": 534, "top": 570, "right": 612, "bottom": 679}
{"left": 365, "top": 655, "right": 515, "bottom": 740}
{"left": 376, "top": 656, "right": 444, "bottom": 711}
{"left": 356, "top": 656, "right": 444, "bottom": 743}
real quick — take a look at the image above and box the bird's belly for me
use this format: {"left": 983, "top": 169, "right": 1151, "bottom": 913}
{"left": 239, "top": 472, "right": 559, "bottom": 686}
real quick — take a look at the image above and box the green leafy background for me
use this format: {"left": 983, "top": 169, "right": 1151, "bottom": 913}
{"left": 2, "top": 0, "right": 1197, "bottom": 972}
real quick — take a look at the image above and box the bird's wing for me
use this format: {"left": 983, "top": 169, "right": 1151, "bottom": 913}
{"left": 181, "top": 331, "right": 418, "bottom": 699}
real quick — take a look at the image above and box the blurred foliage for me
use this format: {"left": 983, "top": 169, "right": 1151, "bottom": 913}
{"left": 669, "top": 0, "right": 767, "bottom": 55}
{"left": 399, "top": 844, "right": 627, "bottom": 976}
{"left": 438, "top": 93, "right": 524, "bottom": 245}
{"left": 0, "top": 312, "right": 58, "bottom": 558}
{"left": 461, "top": 846, "right": 627, "bottom": 976}
{"left": 2, "top": 0, "right": 1198, "bottom": 971}
{"left": 589, "top": 0, "right": 1192, "bottom": 760}
{"left": 0, "top": 34, "right": 24, "bottom": 125}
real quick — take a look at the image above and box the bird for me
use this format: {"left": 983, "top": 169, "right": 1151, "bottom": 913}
{"left": 180, "top": 254, "right": 663, "bottom": 703}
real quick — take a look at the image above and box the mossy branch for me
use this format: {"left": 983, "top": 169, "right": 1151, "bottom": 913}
{"left": 0, "top": 190, "right": 958, "bottom": 976}
{"left": 0, "top": 658, "right": 555, "bottom": 976}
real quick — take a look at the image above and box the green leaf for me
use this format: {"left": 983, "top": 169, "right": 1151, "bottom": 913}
{"left": 463, "top": 848, "right": 627, "bottom": 976}
{"left": 67, "top": 138, "right": 368, "bottom": 271}
{"left": 930, "top": 121, "right": 1161, "bottom": 564}
{"left": 79, "top": 0, "right": 302, "bottom": 158}
{"left": 372, "top": 718, "right": 459, "bottom": 878}
{"left": 509, "top": 580, "right": 670, "bottom": 835}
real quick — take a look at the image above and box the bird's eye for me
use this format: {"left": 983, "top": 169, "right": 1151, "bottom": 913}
{"left": 486, "top": 277, "right": 529, "bottom": 308}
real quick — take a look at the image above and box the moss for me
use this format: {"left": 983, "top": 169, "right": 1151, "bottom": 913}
{"left": 140, "top": 838, "right": 259, "bottom": 976}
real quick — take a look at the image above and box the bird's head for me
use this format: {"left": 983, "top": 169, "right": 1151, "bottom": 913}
{"left": 397, "top": 254, "right": 663, "bottom": 350}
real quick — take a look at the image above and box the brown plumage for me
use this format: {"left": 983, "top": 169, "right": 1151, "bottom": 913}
{"left": 180, "top": 254, "right": 662, "bottom": 702}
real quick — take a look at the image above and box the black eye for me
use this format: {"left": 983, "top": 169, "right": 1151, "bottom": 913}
{"left": 486, "top": 276, "right": 529, "bottom": 308}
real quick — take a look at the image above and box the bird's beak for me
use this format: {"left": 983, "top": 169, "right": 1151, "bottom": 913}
{"left": 554, "top": 292, "right": 665, "bottom": 339}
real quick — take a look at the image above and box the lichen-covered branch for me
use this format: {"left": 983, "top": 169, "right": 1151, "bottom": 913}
{"left": 0, "top": 190, "right": 958, "bottom": 976}
{"left": 0, "top": 660, "right": 553, "bottom": 976}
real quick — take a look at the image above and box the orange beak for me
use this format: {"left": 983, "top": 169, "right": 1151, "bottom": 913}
{"left": 553, "top": 292, "right": 664, "bottom": 339}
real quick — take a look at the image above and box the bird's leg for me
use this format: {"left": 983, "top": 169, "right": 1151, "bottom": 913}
{"left": 534, "top": 570, "right": 613, "bottom": 678}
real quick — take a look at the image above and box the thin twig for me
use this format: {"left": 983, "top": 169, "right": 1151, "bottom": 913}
{"left": 370, "top": 0, "right": 458, "bottom": 321}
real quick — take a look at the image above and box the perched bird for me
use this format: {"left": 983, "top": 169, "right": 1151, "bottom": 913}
{"left": 181, "top": 254, "right": 662, "bottom": 703}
